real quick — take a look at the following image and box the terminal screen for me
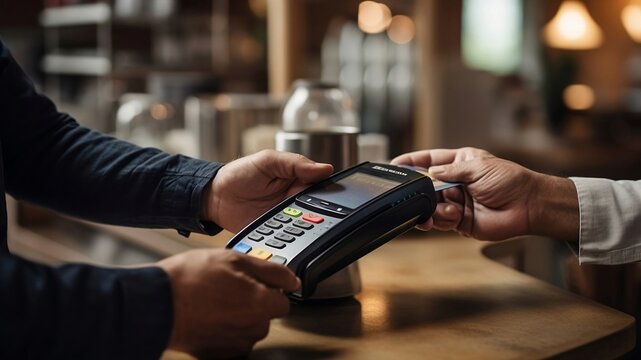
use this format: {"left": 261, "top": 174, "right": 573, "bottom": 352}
{"left": 307, "top": 172, "right": 401, "bottom": 209}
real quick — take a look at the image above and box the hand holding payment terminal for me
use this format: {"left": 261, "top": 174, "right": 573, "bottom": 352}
{"left": 226, "top": 162, "right": 437, "bottom": 300}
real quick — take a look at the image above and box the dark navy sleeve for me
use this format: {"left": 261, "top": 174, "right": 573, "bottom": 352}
{"left": 0, "top": 41, "right": 223, "bottom": 236}
{"left": 0, "top": 254, "right": 173, "bottom": 360}
{"left": 0, "top": 40, "right": 224, "bottom": 358}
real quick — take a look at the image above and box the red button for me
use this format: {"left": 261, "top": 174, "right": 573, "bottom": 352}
{"left": 303, "top": 213, "right": 324, "bottom": 224}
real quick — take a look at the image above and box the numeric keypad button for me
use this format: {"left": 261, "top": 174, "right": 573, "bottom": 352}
{"left": 256, "top": 226, "right": 274, "bottom": 235}
{"left": 265, "top": 220, "right": 283, "bottom": 229}
{"left": 273, "top": 214, "right": 292, "bottom": 223}
{"left": 266, "top": 239, "right": 286, "bottom": 249}
{"left": 274, "top": 233, "right": 295, "bottom": 243}
{"left": 293, "top": 220, "right": 314, "bottom": 230}
{"left": 248, "top": 233, "right": 264, "bottom": 242}
{"left": 284, "top": 226, "right": 304, "bottom": 236}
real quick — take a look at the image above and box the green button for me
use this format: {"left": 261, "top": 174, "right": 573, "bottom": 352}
{"left": 283, "top": 207, "right": 303, "bottom": 217}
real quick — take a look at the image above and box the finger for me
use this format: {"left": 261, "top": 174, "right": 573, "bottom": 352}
{"left": 456, "top": 189, "right": 476, "bottom": 238}
{"left": 415, "top": 217, "right": 434, "bottom": 231}
{"left": 391, "top": 149, "right": 459, "bottom": 167}
{"left": 442, "top": 187, "right": 465, "bottom": 204}
{"left": 293, "top": 158, "right": 334, "bottom": 184}
{"left": 392, "top": 147, "right": 491, "bottom": 167}
{"left": 417, "top": 202, "right": 462, "bottom": 231}
{"left": 260, "top": 288, "right": 291, "bottom": 319}
{"left": 428, "top": 158, "right": 483, "bottom": 184}
{"left": 255, "top": 150, "right": 333, "bottom": 184}
{"left": 241, "top": 256, "right": 301, "bottom": 292}
{"left": 434, "top": 203, "right": 461, "bottom": 221}
{"left": 432, "top": 203, "right": 463, "bottom": 231}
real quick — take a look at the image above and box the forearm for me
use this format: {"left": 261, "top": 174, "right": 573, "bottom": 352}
{"left": 6, "top": 121, "right": 223, "bottom": 232}
{"left": 0, "top": 42, "right": 222, "bottom": 233}
{"left": 529, "top": 173, "right": 580, "bottom": 243}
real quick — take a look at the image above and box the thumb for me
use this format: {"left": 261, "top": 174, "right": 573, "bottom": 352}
{"left": 293, "top": 158, "right": 334, "bottom": 184}
{"left": 256, "top": 150, "right": 333, "bottom": 183}
{"left": 428, "top": 160, "right": 479, "bottom": 184}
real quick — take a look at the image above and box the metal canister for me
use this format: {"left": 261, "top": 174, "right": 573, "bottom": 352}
{"left": 276, "top": 80, "right": 360, "bottom": 171}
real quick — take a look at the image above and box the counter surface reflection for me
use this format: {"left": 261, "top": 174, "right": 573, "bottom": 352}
{"left": 166, "top": 232, "right": 635, "bottom": 360}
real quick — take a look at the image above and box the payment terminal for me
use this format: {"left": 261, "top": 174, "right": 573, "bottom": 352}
{"left": 226, "top": 162, "right": 437, "bottom": 300}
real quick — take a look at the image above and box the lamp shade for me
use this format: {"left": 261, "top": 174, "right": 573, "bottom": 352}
{"left": 622, "top": 0, "right": 641, "bottom": 43}
{"left": 543, "top": 1, "right": 603, "bottom": 50}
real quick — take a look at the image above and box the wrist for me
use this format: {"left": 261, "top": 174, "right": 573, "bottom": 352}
{"left": 200, "top": 180, "right": 217, "bottom": 224}
{"left": 528, "top": 173, "right": 580, "bottom": 242}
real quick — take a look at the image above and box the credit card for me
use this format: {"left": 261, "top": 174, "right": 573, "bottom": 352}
{"left": 397, "top": 164, "right": 461, "bottom": 192}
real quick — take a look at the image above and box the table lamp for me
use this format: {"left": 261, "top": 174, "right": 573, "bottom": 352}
{"left": 542, "top": 0, "right": 603, "bottom": 50}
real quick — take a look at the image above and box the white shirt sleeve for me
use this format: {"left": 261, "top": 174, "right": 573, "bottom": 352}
{"left": 569, "top": 177, "right": 641, "bottom": 265}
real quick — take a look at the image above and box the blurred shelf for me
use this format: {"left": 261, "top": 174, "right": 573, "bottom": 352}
{"left": 40, "top": 3, "right": 111, "bottom": 27}
{"left": 43, "top": 54, "right": 111, "bottom": 75}
{"left": 40, "top": 2, "right": 197, "bottom": 28}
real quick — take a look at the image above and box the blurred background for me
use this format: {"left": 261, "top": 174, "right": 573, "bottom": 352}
{"left": 4, "top": 0, "right": 641, "bottom": 173}
{"left": 3, "top": 0, "right": 641, "bottom": 352}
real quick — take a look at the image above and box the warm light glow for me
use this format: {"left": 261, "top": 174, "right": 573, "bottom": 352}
{"left": 622, "top": 1, "right": 641, "bottom": 43}
{"left": 358, "top": 1, "right": 392, "bottom": 34}
{"left": 150, "top": 103, "right": 170, "bottom": 120}
{"left": 543, "top": 1, "right": 603, "bottom": 50}
{"left": 563, "top": 84, "right": 595, "bottom": 110}
{"left": 248, "top": 0, "right": 267, "bottom": 18}
{"left": 360, "top": 291, "right": 391, "bottom": 333}
{"left": 387, "top": 15, "right": 416, "bottom": 44}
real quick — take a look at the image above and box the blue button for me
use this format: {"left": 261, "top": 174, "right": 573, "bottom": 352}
{"left": 232, "top": 242, "right": 252, "bottom": 254}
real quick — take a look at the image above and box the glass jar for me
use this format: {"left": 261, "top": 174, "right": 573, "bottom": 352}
{"left": 281, "top": 80, "right": 360, "bottom": 134}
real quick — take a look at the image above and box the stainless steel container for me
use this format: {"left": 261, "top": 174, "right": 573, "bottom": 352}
{"left": 275, "top": 132, "right": 358, "bottom": 170}
{"left": 185, "top": 94, "right": 282, "bottom": 162}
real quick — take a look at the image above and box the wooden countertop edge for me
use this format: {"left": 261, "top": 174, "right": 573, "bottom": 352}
{"left": 475, "top": 237, "right": 637, "bottom": 359}
{"left": 552, "top": 320, "right": 636, "bottom": 359}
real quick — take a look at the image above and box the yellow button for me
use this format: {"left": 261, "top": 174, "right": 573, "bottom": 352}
{"left": 283, "top": 207, "right": 303, "bottom": 217}
{"left": 248, "top": 248, "right": 272, "bottom": 260}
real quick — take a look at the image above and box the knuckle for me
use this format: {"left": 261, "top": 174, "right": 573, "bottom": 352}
{"left": 250, "top": 284, "right": 271, "bottom": 303}
{"left": 223, "top": 250, "right": 248, "bottom": 267}
{"left": 257, "top": 148, "right": 277, "bottom": 158}
{"left": 460, "top": 147, "right": 492, "bottom": 160}
{"left": 252, "top": 320, "right": 271, "bottom": 341}
{"left": 235, "top": 313, "right": 260, "bottom": 328}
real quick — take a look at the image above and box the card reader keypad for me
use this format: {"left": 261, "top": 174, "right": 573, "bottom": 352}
{"left": 234, "top": 204, "right": 340, "bottom": 265}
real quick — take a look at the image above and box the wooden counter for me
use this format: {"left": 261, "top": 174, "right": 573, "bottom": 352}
{"left": 9, "top": 204, "right": 633, "bottom": 359}
{"left": 237, "top": 232, "right": 633, "bottom": 359}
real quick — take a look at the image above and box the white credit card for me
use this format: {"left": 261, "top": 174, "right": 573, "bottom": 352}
{"left": 397, "top": 165, "right": 461, "bottom": 192}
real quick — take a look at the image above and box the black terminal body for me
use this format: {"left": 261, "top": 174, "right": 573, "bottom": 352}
{"left": 226, "top": 162, "right": 437, "bottom": 300}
